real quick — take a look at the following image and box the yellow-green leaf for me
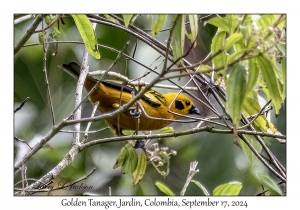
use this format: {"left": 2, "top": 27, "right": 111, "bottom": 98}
{"left": 103, "top": 14, "right": 116, "bottom": 23}
{"left": 71, "top": 14, "right": 100, "bottom": 59}
{"left": 122, "top": 14, "right": 133, "bottom": 27}
{"left": 224, "top": 33, "right": 243, "bottom": 52}
{"left": 133, "top": 150, "right": 147, "bottom": 185}
{"left": 151, "top": 15, "right": 167, "bottom": 37}
{"left": 159, "top": 127, "right": 175, "bottom": 134}
{"left": 256, "top": 56, "right": 282, "bottom": 114}
{"left": 207, "top": 17, "right": 230, "bottom": 33}
{"left": 187, "top": 14, "right": 198, "bottom": 45}
{"left": 246, "top": 58, "right": 259, "bottom": 95}
{"left": 242, "top": 96, "right": 278, "bottom": 134}
{"left": 211, "top": 31, "right": 226, "bottom": 69}
{"left": 226, "top": 63, "right": 247, "bottom": 125}
{"left": 122, "top": 130, "right": 134, "bottom": 136}
{"left": 113, "top": 143, "right": 138, "bottom": 174}
{"left": 282, "top": 57, "right": 286, "bottom": 101}
{"left": 172, "top": 15, "right": 185, "bottom": 66}
{"left": 226, "top": 15, "right": 239, "bottom": 34}
{"left": 258, "top": 174, "right": 283, "bottom": 195}
{"left": 227, "top": 49, "right": 249, "bottom": 65}
{"left": 155, "top": 181, "right": 175, "bottom": 196}
{"left": 213, "top": 182, "right": 242, "bottom": 196}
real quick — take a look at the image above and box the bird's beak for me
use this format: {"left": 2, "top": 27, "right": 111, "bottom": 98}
{"left": 189, "top": 106, "right": 201, "bottom": 115}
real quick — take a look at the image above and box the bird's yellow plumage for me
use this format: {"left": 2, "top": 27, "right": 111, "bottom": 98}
{"left": 62, "top": 62, "right": 200, "bottom": 135}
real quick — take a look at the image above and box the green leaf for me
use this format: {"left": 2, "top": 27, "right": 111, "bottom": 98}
{"left": 257, "top": 15, "right": 276, "bottom": 28}
{"left": 226, "top": 63, "right": 247, "bottom": 125}
{"left": 155, "top": 181, "right": 175, "bottom": 196}
{"left": 122, "top": 130, "right": 134, "bottom": 136}
{"left": 103, "top": 14, "right": 116, "bottom": 23}
{"left": 227, "top": 49, "right": 249, "bottom": 65}
{"left": 71, "top": 14, "right": 100, "bottom": 59}
{"left": 172, "top": 15, "right": 185, "bottom": 66}
{"left": 213, "top": 182, "right": 242, "bottom": 196}
{"left": 256, "top": 56, "right": 282, "bottom": 114}
{"left": 282, "top": 57, "right": 286, "bottom": 101}
{"left": 207, "top": 17, "right": 230, "bottom": 33}
{"left": 246, "top": 58, "right": 259, "bottom": 95}
{"left": 44, "top": 15, "right": 52, "bottom": 25}
{"left": 159, "top": 127, "right": 175, "bottom": 134}
{"left": 133, "top": 150, "right": 147, "bottom": 185}
{"left": 151, "top": 15, "right": 167, "bottom": 37}
{"left": 113, "top": 143, "right": 138, "bottom": 174}
{"left": 122, "top": 14, "right": 133, "bottom": 27}
{"left": 211, "top": 31, "right": 226, "bottom": 69}
{"left": 226, "top": 15, "right": 239, "bottom": 34}
{"left": 258, "top": 174, "right": 283, "bottom": 195}
{"left": 191, "top": 180, "right": 210, "bottom": 196}
{"left": 240, "top": 135, "right": 262, "bottom": 166}
{"left": 224, "top": 33, "right": 243, "bottom": 52}
{"left": 242, "top": 96, "right": 278, "bottom": 134}
{"left": 276, "top": 43, "right": 286, "bottom": 56}
{"left": 187, "top": 14, "right": 198, "bottom": 45}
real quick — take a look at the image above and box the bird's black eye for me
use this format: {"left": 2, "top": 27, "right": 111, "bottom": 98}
{"left": 185, "top": 100, "right": 191, "bottom": 106}
{"left": 175, "top": 101, "right": 184, "bottom": 110}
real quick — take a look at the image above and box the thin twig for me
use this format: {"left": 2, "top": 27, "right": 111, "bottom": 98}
{"left": 34, "top": 15, "right": 62, "bottom": 33}
{"left": 42, "top": 21, "right": 55, "bottom": 126}
{"left": 84, "top": 101, "right": 99, "bottom": 142}
{"left": 239, "top": 100, "right": 272, "bottom": 129}
{"left": 14, "top": 137, "right": 32, "bottom": 149}
{"left": 180, "top": 161, "right": 199, "bottom": 196}
{"left": 14, "top": 97, "right": 30, "bottom": 113}
{"left": 14, "top": 14, "right": 35, "bottom": 25}
{"left": 60, "top": 127, "right": 109, "bottom": 134}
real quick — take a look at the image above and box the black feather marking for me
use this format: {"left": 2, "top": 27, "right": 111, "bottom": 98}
{"left": 101, "top": 81, "right": 162, "bottom": 108}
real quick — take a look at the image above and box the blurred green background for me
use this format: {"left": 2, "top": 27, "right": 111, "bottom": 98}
{"left": 14, "top": 15, "right": 286, "bottom": 196}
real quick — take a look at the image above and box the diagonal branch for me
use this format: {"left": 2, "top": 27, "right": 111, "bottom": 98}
{"left": 14, "top": 14, "right": 43, "bottom": 55}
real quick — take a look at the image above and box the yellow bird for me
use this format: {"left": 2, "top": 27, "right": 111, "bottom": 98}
{"left": 62, "top": 62, "right": 200, "bottom": 135}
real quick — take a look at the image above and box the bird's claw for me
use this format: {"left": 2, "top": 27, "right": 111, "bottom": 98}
{"left": 129, "top": 108, "right": 141, "bottom": 118}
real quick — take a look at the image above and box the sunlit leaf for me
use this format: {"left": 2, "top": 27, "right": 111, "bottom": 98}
{"left": 155, "top": 181, "right": 175, "bottom": 196}
{"left": 172, "top": 15, "right": 185, "bottom": 66}
{"left": 226, "top": 15, "right": 239, "bottom": 34}
{"left": 186, "top": 14, "right": 198, "bottom": 46}
{"left": 159, "top": 127, "right": 175, "bottom": 134}
{"left": 122, "top": 14, "right": 133, "bottom": 27}
{"left": 103, "top": 14, "right": 116, "bottom": 23}
{"left": 213, "top": 182, "right": 242, "bottom": 196}
{"left": 282, "top": 57, "right": 286, "bottom": 101}
{"left": 246, "top": 58, "right": 259, "bottom": 95}
{"left": 227, "top": 49, "right": 249, "bottom": 65}
{"left": 71, "top": 14, "right": 100, "bottom": 59}
{"left": 151, "top": 15, "right": 167, "bottom": 37}
{"left": 207, "top": 17, "right": 229, "bottom": 33}
{"left": 226, "top": 63, "right": 247, "bottom": 126}
{"left": 211, "top": 31, "right": 226, "bottom": 69}
{"left": 133, "top": 150, "right": 147, "bottom": 185}
{"left": 256, "top": 15, "right": 276, "bottom": 28}
{"left": 258, "top": 174, "right": 283, "bottom": 195}
{"left": 256, "top": 56, "right": 282, "bottom": 114}
{"left": 276, "top": 43, "right": 286, "bottom": 56}
{"left": 224, "top": 33, "right": 243, "bottom": 52}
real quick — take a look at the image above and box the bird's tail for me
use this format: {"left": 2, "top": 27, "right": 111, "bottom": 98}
{"left": 61, "top": 62, "right": 81, "bottom": 79}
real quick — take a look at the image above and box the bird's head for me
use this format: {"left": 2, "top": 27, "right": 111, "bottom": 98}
{"left": 164, "top": 92, "right": 200, "bottom": 118}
